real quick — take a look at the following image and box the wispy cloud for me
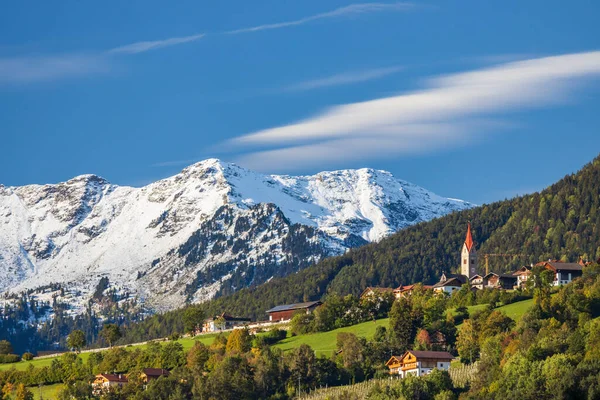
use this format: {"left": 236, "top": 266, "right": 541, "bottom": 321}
{"left": 225, "top": 2, "right": 415, "bottom": 34}
{"left": 283, "top": 66, "right": 403, "bottom": 92}
{"left": 1, "top": 2, "right": 416, "bottom": 85}
{"left": 0, "top": 33, "right": 205, "bottom": 85}
{"left": 107, "top": 33, "right": 205, "bottom": 55}
{"left": 0, "top": 54, "right": 110, "bottom": 84}
{"left": 228, "top": 51, "right": 600, "bottom": 172}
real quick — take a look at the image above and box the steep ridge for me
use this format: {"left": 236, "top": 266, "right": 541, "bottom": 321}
{"left": 0, "top": 159, "right": 472, "bottom": 312}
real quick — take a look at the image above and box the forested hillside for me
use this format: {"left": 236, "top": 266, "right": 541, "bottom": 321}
{"left": 196, "top": 155, "right": 600, "bottom": 321}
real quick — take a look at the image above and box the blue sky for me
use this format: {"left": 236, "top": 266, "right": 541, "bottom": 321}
{"left": 1, "top": 0, "right": 599, "bottom": 204}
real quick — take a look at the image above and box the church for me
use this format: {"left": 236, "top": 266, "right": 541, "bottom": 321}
{"left": 433, "top": 223, "right": 477, "bottom": 294}
{"left": 461, "top": 223, "right": 478, "bottom": 278}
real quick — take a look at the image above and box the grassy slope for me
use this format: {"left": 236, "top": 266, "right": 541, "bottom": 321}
{"left": 493, "top": 298, "right": 534, "bottom": 321}
{"left": 275, "top": 318, "right": 389, "bottom": 356}
{"left": 0, "top": 334, "right": 219, "bottom": 372}
{"left": 2, "top": 299, "right": 535, "bottom": 373}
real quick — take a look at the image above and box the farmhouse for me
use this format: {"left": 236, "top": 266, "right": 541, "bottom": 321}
{"left": 513, "top": 266, "right": 532, "bottom": 288}
{"left": 433, "top": 277, "right": 463, "bottom": 294}
{"left": 537, "top": 261, "right": 584, "bottom": 286}
{"left": 482, "top": 272, "right": 518, "bottom": 289}
{"left": 386, "top": 350, "right": 454, "bottom": 378}
{"left": 203, "top": 312, "right": 251, "bottom": 332}
{"left": 469, "top": 274, "right": 485, "bottom": 290}
{"left": 439, "top": 272, "right": 468, "bottom": 285}
{"left": 266, "top": 301, "right": 322, "bottom": 322}
{"left": 92, "top": 374, "right": 128, "bottom": 395}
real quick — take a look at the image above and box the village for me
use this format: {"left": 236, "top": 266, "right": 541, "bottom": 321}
{"left": 103, "top": 223, "right": 584, "bottom": 388}
{"left": 194, "top": 224, "right": 587, "bottom": 379}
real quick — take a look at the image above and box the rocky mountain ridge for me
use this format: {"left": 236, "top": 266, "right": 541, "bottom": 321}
{"left": 0, "top": 159, "right": 473, "bottom": 312}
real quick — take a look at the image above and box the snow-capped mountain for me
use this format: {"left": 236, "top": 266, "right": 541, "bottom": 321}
{"left": 0, "top": 159, "right": 473, "bottom": 311}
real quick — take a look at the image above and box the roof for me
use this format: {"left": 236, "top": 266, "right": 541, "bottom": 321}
{"left": 484, "top": 272, "right": 518, "bottom": 280}
{"left": 464, "top": 223, "right": 474, "bottom": 252}
{"left": 142, "top": 368, "right": 170, "bottom": 377}
{"left": 385, "top": 355, "right": 402, "bottom": 366}
{"left": 266, "top": 301, "right": 322, "bottom": 313}
{"left": 360, "top": 287, "right": 394, "bottom": 297}
{"left": 539, "top": 261, "right": 583, "bottom": 271}
{"left": 443, "top": 273, "right": 468, "bottom": 284}
{"left": 433, "top": 277, "right": 463, "bottom": 288}
{"left": 396, "top": 284, "right": 434, "bottom": 292}
{"left": 513, "top": 266, "right": 532, "bottom": 275}
{"left": 97, "top": 374, "right": 128, "bottom": 383}
{"left": 404, "top": 350, "right": 455, "bottom": 360}
{"left": 469, "top": 274, "right": 484, "bottom": 280}
{"left": 211, "top": 313, "right": 251, "bottom": 322}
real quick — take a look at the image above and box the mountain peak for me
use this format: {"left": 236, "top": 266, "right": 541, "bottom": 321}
{"left": 66, "top": 174, "right": 110, "bottom": 186}
{"left": 0, "top": 160, "right": 473, "bottom": 312}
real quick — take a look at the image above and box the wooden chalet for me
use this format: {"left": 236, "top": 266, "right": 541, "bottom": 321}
{"left": 483, "top": 272, "right": 518, "bottom": 289}
{"left": 386, "top": 350, "right": 454, "bottom": 378}
{"left": 536, "top": 261, "right": 584, "bottom": 286}
{"left": 513, "top": 266, "right": 532, "bottom": 288}
{"left": 469, "top": 274, "right": 485, "bottom": 290}
{"left": 92, "top": 373, "right": 128, "bottom": 395}
{"left": 265, "top": 301, "right": 322, "bottom": 322}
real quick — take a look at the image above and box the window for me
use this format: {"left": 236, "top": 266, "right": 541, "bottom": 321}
{"left": 463, "top": 259, "right": 467, "bottom": 264}
{"left": 471, "top": 259, "right": 475, "bottom": 264}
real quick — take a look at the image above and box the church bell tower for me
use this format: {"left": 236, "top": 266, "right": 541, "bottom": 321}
{"left": 461, "top": 223, "right": 477, "bottom": 278}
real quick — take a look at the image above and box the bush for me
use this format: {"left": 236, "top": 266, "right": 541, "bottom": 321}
{"left": 264, "top": 329, "right": 287, "bottom": 344}
{"left": 0, "top": 354, "right": 21, "bottom": 363}
{"left": 170, "top": 332, "right": 181, "bottom": 341}
{"left": 22, "top": 352, "right": 34, "bottom": 361}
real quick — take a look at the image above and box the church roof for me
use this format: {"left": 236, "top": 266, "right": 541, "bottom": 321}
{"left": 464, "top": 223, "right": 474, "bottom": 252}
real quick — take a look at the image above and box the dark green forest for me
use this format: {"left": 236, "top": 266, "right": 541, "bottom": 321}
{"left": 111, "top": 154, "right": 600, "bottom": 343}
{"left": 4, "top": 155, "right": 599, "bottom": 348}
{"left": 190, "top": 155, "right": 600, "bottom": 321}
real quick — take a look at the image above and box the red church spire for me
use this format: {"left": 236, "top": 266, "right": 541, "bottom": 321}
{"left": 464, "top": 223, "right": 474, "bottom": 252}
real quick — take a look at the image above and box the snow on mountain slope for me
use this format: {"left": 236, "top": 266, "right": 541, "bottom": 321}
{"left": 0, "top": 159, "right": 473, "bottom": 312}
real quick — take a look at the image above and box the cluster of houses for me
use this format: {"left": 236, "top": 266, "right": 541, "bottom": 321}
{"left": 364, "top": 223, "right": 587, "bottom": 300}
{"left": 196, "top": 223, "right": 590, "bottom": 379}
{"left": 366, "top": 224, "right": 589, "bottom": 378}
{"left": 200, "top": 301, "right": 324, "bottom": 333}
{"left": 92, "top": 368, "right": 169, "bottom": 395}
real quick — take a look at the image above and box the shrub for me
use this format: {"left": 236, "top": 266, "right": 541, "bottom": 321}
{"left": 0, "top": 354, "right": 21, "bottom": 363}
{"left": 22, "top": 352, "right": 34, "bottom": 361}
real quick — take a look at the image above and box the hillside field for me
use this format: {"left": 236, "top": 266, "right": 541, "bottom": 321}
{"left": 1, "top": 298, "right": 534, "bottom": 374}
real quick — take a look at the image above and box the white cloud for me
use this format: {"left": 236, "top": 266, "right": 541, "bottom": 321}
{"left": 0, "top": 33, "right": 206, "bottom": 84}
{"left": 1, "top": 2, "right": 413, "bottom": 85}
{"left": 108, "top": 33, "right": 205, "bottom": 54}
{"left": 230, "top": 51, "right": 600, "bottom": 171}
{"left": 283, "top": 66, "right": 403, "bottom": 92}
{"left": 225, "top": 2, "right": 415, "bottom": 34}
{"left": 0, "top": 54, "right": 110, "bottom": 84}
